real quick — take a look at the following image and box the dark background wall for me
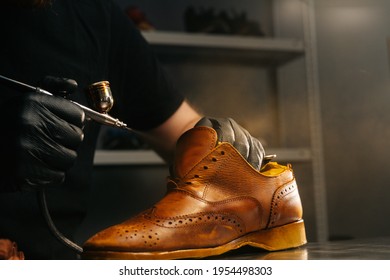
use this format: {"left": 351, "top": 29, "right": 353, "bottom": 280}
{"left": 314, "top": 0, "right": 390, "bottom": 240}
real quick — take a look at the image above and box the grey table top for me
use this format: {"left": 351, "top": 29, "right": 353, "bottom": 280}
{"left": 207, "top": 237, "right": 390, "bottom": 260}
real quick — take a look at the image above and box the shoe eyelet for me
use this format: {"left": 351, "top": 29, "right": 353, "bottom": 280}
{"left": 212, "top": 157, "right": 217, "bottom": 162}
{"left": 220, "top": 151, "right": 225, "bottom": 155}
{"left": 203, "top": 166, "right": 208, "bottom": 170}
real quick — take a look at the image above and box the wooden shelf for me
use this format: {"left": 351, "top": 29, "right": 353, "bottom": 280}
{"left": 93, "top": 148, "right": 311, "bottom": 166}
{"left": 142, "top": 31, "right": 304, "bottom": 65}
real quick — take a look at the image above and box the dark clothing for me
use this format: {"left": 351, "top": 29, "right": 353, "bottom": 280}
{"left": 0, "top": 0, "right": 183, "bottom": 259}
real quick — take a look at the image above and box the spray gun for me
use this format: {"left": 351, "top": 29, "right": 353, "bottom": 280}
{"left": 0, "top": 74, "right": 132, "bottom": 132}
{"left": 0, "top": 74, "right": 133, "bottom": 255}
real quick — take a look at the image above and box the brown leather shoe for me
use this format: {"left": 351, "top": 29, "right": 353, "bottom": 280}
{"left": 0, "top": 239, "right": 25, "bottom": 260}
{"left": 82, "top": 127, "right": 306, "bottom": 259}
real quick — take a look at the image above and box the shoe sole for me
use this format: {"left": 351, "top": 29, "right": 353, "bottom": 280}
{"left": 82, "top": 220, "right": 307, "bottom": 260}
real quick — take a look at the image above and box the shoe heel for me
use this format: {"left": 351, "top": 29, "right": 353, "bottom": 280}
{"left": 247, "top": 220, "right": 307, "bottom": 251}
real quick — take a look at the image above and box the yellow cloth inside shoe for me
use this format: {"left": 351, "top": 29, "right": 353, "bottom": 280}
{"left": 260, "top": 162, "right": 290, "bottom": 176}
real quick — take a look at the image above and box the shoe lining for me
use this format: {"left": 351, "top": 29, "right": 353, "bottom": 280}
{"left": 260, "top": 162, "right": 288, "bottom": 176}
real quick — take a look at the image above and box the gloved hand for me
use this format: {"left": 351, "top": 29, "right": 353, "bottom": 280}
{"left": 2, "top": 77, "right": 85, "bottom": 192}
{"left": 195, "top": 117, "right": 265, "bottom": 170}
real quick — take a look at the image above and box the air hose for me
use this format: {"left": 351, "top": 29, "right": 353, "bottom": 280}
{"left": 37, "top": 190, "right": 83, "bottom": 255}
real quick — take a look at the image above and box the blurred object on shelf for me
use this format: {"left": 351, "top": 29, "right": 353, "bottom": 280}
{"left": 125, "top": 6, "right": 155, "bottom": 31}
{"left": 100, "top": 127, "right": 150, "bottom": 150}
{"left": 184, "top": 6, "right": 265, "bottom": 37}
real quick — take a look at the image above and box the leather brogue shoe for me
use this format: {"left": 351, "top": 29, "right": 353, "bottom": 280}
{"left": 0, "top": 239, "right": 24, "bottom": 260}
{"left": 82, "top": 126, "right": 307, "bottom": 259}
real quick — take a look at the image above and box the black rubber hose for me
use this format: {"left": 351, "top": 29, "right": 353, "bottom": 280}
{"left": 37, "top": 190, "right": 83, "bottom": 254}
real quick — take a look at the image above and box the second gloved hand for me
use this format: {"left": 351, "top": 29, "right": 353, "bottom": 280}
{"left": 195, "top": 117, "right": 265, "bottom": 170}
{"left": 11, "top": 91, "right": 85, "bottom": 191}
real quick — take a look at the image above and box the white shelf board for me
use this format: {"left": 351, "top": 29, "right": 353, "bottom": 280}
{"left": 94, "top": 150, "right": 165, "bottom": 165}
{"left": 93, "top": 148, "right": 311, "bottom": 166}
{"left": 141, "top": 31, "right": 304, "bottom": 65}
{"left": 142, "top": 31, "right": 304, "bottom": 52}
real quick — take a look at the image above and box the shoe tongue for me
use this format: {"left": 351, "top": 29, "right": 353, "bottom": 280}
{"left": 172, "top": 127, "right": 218, "bottom": 178}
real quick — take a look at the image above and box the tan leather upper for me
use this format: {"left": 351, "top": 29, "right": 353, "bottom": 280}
{"left": 0, "top": 239, "right": 24, "bottom": 260}
{"left": 83, "top": 127, "right": 303, "bottom": 252}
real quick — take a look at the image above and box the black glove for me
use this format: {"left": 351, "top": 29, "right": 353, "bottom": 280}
{"left": 195, "top": 117, "right": 265, "bottom": 170}
{"left": 39, "top": 76, "right": 78, "bottom": 97}
{"left": 1, "top": 77, "right": 85, "bottom": 192}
